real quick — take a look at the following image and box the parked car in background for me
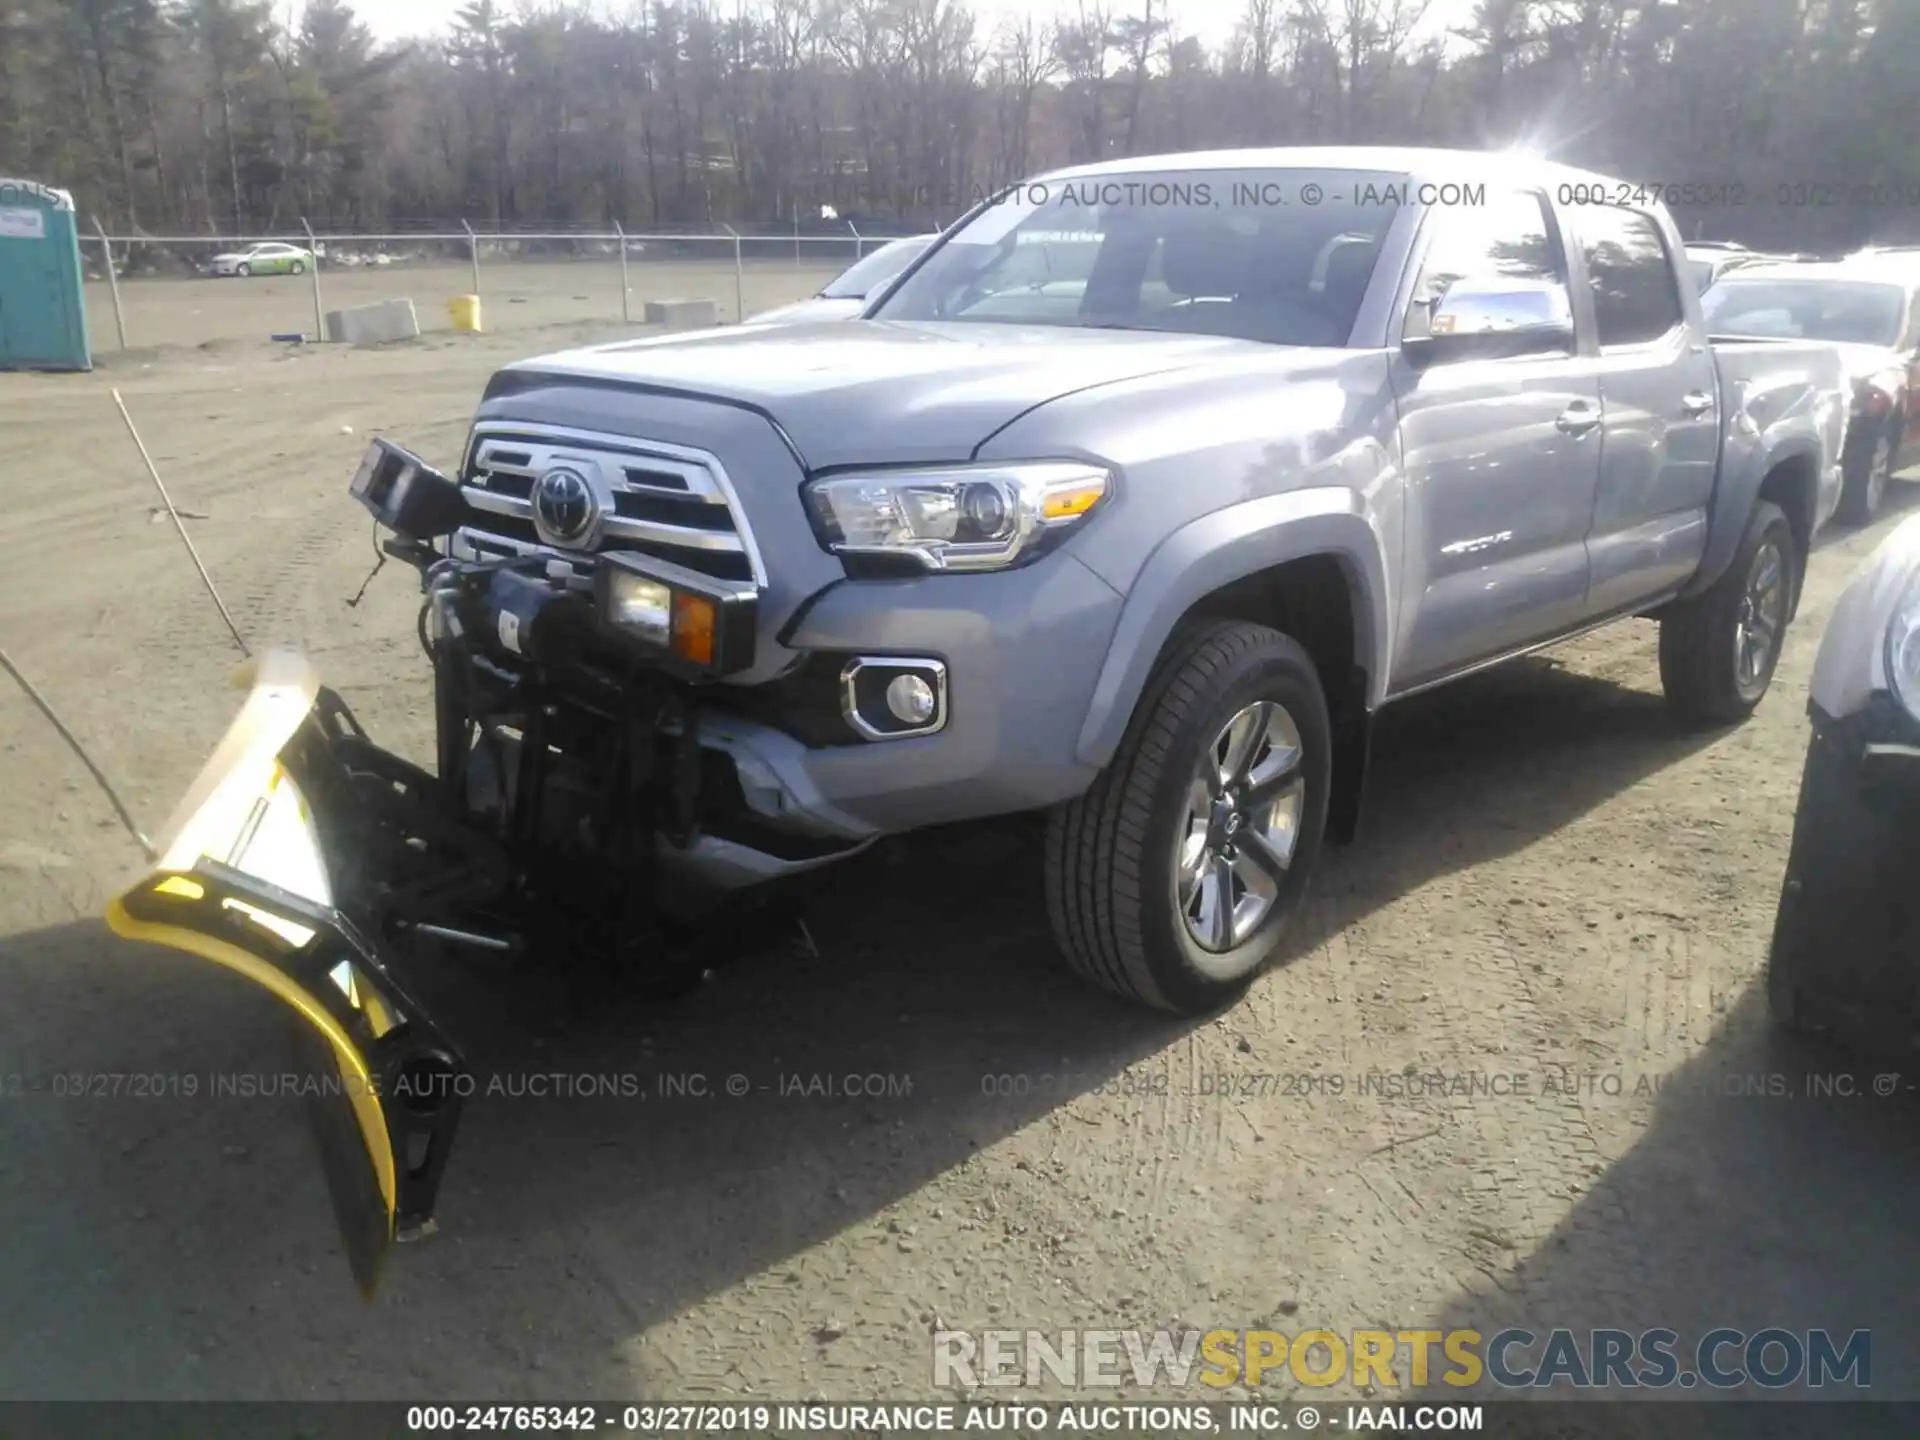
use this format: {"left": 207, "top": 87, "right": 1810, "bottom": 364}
{"left": 1702, "top": 259, "right": 1920, "bottom": 522}
{"left": 747, "top": 234, "right": 936, "bottom": 322}
{"left": 206, "top": 241, "right": 314, "bottom": 277}
{"left": 1768, "top": 510, "right": 1920, "bottom": 1059}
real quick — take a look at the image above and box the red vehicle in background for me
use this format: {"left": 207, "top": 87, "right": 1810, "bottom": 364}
{"left": 1703, "top": 256, "right": 1920, "bottom": 523}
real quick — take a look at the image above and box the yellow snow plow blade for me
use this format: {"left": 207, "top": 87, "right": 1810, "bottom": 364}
{"left": 104, "top": 651, "right": 465, "bottom": 1297}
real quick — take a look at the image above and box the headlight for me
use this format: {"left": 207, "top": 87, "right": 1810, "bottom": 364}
{"left": 349, "top": 438, "right": 468, "bottom": 540}
{"left": 802, "top": 461, "right": 1111, "bottom": 573}
{"left": 594, "top": 551, "right": 759, "bottom": 677}
{"left": 1884, "top": 567, "right": 1920, "bottom": 719}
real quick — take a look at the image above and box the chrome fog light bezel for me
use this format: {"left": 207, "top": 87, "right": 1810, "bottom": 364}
{"left": 840, "top": 657, "right": 949, "bottom": 742}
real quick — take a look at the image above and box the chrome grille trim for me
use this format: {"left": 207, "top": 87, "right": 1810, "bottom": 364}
{"left": 461, "top": 489, "right": 747, "bottom": 555}
{"left": 458, "top": 421, "right": 767, "bottom": 584}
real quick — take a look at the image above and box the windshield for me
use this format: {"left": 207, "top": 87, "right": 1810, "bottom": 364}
{"left": 1702, "top": 277, "right": 1906, "bottom": 345}
{"left": 872, "top": 168, "right": 1406, "bottom": 346}
{"left": 821, "top": 237, "right": 932, "bottom": 299}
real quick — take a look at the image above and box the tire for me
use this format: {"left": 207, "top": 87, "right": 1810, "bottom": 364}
{"left": 236, "top": 262, "right": 251, "bottom": 277}
{"left": 291, "top": 259, "right": 306, "bottom": 275}
{"left": 1045, "top": 619, "right": 1332, "bottom": 1014}
{"left": 1659, "top": 499, "right": 1797, "bottom": 725}
{"left": 1837, "top": 421, "right": 1894, "bottom": 526}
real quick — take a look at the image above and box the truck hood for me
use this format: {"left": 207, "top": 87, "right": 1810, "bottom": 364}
{"left": 744, "top": 297, "right": 867, "bottom": 325}
{"left": 497, "top": 320, "right": 1270, "bottom": 467}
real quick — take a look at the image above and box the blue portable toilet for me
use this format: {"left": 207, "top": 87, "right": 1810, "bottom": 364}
{"left": 0, "top": 179, "right": 92, "bottom": 372}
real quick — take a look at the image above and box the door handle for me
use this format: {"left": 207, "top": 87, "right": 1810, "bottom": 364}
{"left": 1555, "top": 402, "right": 1601, "bottom": 436}
{"left": 1680, "top": 390, "right": 1716, "bottom": 417}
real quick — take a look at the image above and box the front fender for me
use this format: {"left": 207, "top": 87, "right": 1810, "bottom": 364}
{"left": 1074, "top": 486, "right": 1390, "bottom": 769}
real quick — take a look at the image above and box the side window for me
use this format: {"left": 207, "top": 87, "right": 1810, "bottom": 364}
{"left": 1402, "top": 190, "right": 1570, "bottom": 343}
{"left": 1580, "top": 207, "right": 1685, "bottom": 347}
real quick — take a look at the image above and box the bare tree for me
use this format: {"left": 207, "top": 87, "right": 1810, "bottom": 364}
{"left": 1053, "top": 0, "right": 1114, "bottom": 163}
{"left": 7, "top": 0, "right": 1917, "bottom": 256}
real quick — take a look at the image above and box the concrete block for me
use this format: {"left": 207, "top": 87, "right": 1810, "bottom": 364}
{"left": 644, "top": 298, "right": 718, "bottom": 329}
{"left": 324, "top": 297, "right": 421, "bottom": 345}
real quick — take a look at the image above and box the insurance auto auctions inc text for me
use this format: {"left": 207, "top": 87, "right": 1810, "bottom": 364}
{"left": 933, "top": 1327, "right": 1871, "bottom": 1392}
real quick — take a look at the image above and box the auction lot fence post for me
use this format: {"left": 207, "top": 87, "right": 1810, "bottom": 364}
{"left": 88, "top": 216, "right": 126, "bottom": 349}
{"left": 75, "top": 220, "right": 934, "bottom": 352}
{"left": 300, "top": 216, "right": 326, "bottom": 339}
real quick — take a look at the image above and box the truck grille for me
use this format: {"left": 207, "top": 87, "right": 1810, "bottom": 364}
{"left": 453, "top": 422, "right": 763, "bottom": 584}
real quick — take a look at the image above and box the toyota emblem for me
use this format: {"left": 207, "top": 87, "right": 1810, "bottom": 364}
{"left": 532, "top": 465, "right": 600, "bottom": 546}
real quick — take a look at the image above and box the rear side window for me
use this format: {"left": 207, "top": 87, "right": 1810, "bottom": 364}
{"left": 1580, "top": 207, "right": 1685, "bottom": 347}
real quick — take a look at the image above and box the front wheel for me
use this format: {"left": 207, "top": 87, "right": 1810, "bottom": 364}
{"left": 1658, "top": 499, "right": 1798, "bottom": 725}
{"left": 235, "top": 261, "right": 251, "bottom": 277}
{"left": 291, "top": 259, "right": 307, "bottom": 275}
{"left": 1045, "top": 620, "right": 1332, "bottom": 1014}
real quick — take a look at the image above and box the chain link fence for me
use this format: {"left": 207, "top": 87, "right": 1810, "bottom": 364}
{"left": 80, "top": 221, "right": 935, "bottom": 353}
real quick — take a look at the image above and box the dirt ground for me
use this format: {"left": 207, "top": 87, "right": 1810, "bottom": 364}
{"left": 83, "top": 258, "right": 843, "bottom": 353}
{"left": 2, "top": 301, "right": 1918, "bottom": 1410}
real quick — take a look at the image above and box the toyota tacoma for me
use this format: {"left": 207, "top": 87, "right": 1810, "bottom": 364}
{"left": 105, "top": 146, "right": 1852, "bottom": 1291}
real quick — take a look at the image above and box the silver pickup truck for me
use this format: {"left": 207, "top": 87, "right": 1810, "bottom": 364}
{"left": 106, "top": 147, "right": 1851, "bottom": 1290}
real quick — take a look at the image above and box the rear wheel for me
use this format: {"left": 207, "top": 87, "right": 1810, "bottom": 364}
{"left": 1838, "top": 422, "right": 1894, "bottom": 525}
{"left": 1659, "top": 500, "right": 1797, "bottom": 725}
{"left": 1045, "top": 620, "right": 1331, "bottom": 1014}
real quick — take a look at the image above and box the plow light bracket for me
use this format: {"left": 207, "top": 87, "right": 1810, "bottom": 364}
{"left": 349, "top": 438, "right": 469, "bottom": 541}
{"left": 594, "top": 550, "right": 759, "bottom": 679}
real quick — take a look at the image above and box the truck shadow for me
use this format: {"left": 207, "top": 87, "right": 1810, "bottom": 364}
{"left": 1406, "top": 985, "right": 1920, "bottom": 1430}
{"left": 0, "top": 649, "right": 1726, "bottom": 1399}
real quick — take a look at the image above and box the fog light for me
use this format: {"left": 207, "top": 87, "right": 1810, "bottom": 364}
{"left": 841, "top": 656, "right": 947, "bottom": 741}
{"left": 886, "top": 673, "right": 937, "bottom": 725}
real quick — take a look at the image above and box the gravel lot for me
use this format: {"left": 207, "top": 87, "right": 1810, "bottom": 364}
{"left": 82, "top": 258, "right": 843, "bottom": 352}
{"left": 2, "top": 300, "right": 1918, "bottom": 1407}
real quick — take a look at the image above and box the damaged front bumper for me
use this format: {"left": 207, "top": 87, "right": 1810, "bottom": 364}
{"left": 104, "top": 652, "right": 472, "bottom": 1297}
{"left": 1767, "top": 693, "right": 1920, "bottom": 1061}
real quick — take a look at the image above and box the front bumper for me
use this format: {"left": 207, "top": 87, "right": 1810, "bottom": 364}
{"left": 693, "top": 551, "right": 1124, "bottom": 845}
{"left": 103, "top": 653, "right": 470, "bottom": 1297}
{"left": 1767, "top": 693, "right": 1920, "bottom": 1058}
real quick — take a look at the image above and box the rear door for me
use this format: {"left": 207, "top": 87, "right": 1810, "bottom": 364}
{"left": 1570, "top": 204, "right": 1719, "bottom": 614}
{"left": 1388, "top": 187, "right": 1604, "bottom": 691}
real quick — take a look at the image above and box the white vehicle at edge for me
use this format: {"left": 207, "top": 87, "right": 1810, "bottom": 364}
{"left": 1767, "top": 510, "right": 1920, "bottom": 1055}
{"left": 747, "top": 234, "right": 936, "bottom": 323}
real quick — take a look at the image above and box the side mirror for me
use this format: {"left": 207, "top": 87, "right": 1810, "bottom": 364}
{"left": 1403, "top": 278, "right": 1575, "bottom": 365}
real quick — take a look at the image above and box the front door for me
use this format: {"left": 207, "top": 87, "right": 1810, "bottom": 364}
{"left": 1389, "top": 188, "right": 1604, "bottom": 692}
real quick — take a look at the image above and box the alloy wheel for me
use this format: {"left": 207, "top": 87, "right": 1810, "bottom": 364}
{"left": 1176, "top": 699, "right": 1307, "bottom": 973}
